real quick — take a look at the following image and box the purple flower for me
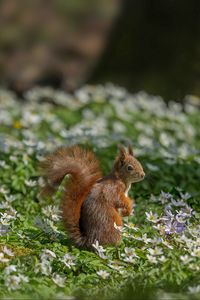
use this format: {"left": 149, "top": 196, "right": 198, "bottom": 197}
{"left": 164, "top": 220, "right": 186, "bottom": 234}
{"left": 164, "top": 205, "right": 173, "bottom": 216}
{"left": 164, "top": 222, "right": 174, "bottom": 234}
{"left": 161, "top": 208, "right": 174, "bottom": 223}
{"left": 171, "top": 198, "right": 186, "bottom": 207}
{"left": 173, "top": 221, "right": 186, "bottom": 233}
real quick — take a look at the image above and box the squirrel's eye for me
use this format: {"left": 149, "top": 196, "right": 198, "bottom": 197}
{"left": 127, "top": 165, "right": 133, "bottom": 171}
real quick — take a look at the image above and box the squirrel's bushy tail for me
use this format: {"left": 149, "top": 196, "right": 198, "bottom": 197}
{"left": 40, "top": 145, "right": 102, "bottom": 246}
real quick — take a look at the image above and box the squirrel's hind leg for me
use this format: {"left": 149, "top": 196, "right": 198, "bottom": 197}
{"left": 108, "top": 209, "right": 123, "bottom": 246}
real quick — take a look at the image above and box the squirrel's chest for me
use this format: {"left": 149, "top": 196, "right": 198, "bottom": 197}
{"left": 124, "top": 185, "right": 130, "bottom": 197}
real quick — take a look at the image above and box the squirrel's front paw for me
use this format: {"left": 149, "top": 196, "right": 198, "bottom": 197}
{"left": 122, "top": 205, "right": 132, "bottom": 216}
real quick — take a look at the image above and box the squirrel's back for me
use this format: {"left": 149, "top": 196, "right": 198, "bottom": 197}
{"left": 80, "top": 177, "right": 123, "bottom": 246}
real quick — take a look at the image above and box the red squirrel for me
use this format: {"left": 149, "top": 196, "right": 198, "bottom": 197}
{"left": 40, "top": 145, "right": 145, "bottom": 247}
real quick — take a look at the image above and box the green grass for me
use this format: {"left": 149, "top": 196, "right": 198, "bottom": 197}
{"left": 0, "top": 85, "right": 200, "bottom": 299}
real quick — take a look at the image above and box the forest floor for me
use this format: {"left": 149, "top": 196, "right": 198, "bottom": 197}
{"left": 0, "top": 84, "right": 200, "bottom": 299}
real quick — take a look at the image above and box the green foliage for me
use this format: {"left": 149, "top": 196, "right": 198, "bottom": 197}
{"left": 0, "top": 86, "right": 200, "bottom": 299}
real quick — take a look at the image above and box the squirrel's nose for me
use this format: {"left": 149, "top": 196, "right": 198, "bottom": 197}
{"left": 140, "top": 172, "right": 145, "bottom": 179}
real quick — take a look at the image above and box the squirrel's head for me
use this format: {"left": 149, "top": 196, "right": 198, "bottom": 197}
{"left": 114, "top": 145, "right": 145, "bottom": 184}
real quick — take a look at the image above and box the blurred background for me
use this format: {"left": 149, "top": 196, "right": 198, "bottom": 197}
{"left": 1, "top": 0, "right": 200, "bottom": 100}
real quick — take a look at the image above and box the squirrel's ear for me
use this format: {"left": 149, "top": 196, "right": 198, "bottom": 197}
{"left": 128, "top": 144, "right": 134, "bottom": 156}
{"left": 118, "top": 145, "right": 127, "bottom": 164}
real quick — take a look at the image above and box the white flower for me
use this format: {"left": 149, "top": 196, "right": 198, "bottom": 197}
{"left": 188, "top": 225, "right": 200, "bottom": 238}
{"left": 38, "top": 249, "right": 56, "bottom": 275}
{"left": 0, "top": 160, "right": 9, "bottom": 169}
{"left": 146, "top": 254, "right": 158, "bottom": 264}
{"left": 145, "top": 211, "right": 160, "bottom": 223}
{"left": 146, "top": 163, "right": 160, "bottom": 171}
{"left": 19, "top": 274, "right": 29, "bottom": 283}
{"left": 52, "top": 273, "right": 66, "bottom": 287}
{"left": 175, "top": 214, "right": 187, "bottom": 224}
{"left": 62, "top": 253, "right": 77, "bottom": 269}
{"left": 0, "top": 186, "right": 9, "bottom": 195}
{"left": 180, "top": 255, "right": 193, "bottom": 264}
{"left": 5, "top": 275, "right": 21, "bottom": 290}
{"left": 75, "top": 88, "right": 90, "bottom": 104}
{"left": 171, "top": 198, "right": 186, "bottom": 207}
{"left": 46, "top": 219, "right": 60, "bottom": 233}
{"left": 121, "top": 247, "right": 139, "bottom": 258}
{"left": 114, "top": 222, "right": 124, "bottom": 232}
{"left": 188, "top": 285, "right": 200, "bottom": 294}
{"left": 191, "top": 247, "right": 200, "bottom": 258}
{"left": 24, "top": 179, "right": 37, "bottom": 187}
{"left": 159, "top": 191, "right": 172, "bottom": 204}
{"left": 153, "top": 223, "right": 165, "bottom": 234}
{"left": 0, "top": 212, "right": 16, "bottom": 225}
{"left": 23, "top": 139, "right": 37, "bottom": 147}
{"left": 40, "top": 261, "right": 52, "bottom": 275}
{"left": 124, "top": 223, "right": 139, "bottom": 231}
{"left": 42, "top": 205, "right": 61, "bottom": 222}
{"left": 112, "top": 121, "right": 126, "bottom": 133}
{"left": 164, "top": 158, "right": 176, "bottom": 165}
{"left": 180, "top": 192, "right": 191, "bottom": 201}
{"left": 92, "top": 240, "right": 107, "bottom": 259}
{"left": 130, "top": 234, "right": 143, "bottom": 241}
{"left": 10, "top": 155, "right": 18, "bottom": 162}
{"left": 150, "top": 237, "right": 163, "bottom": 244}
{"left": 138, "top": 134, "right": 153, "bottom": 147}
{"left": 122, "top": 232, "right": 132, "bottom": 239}
{"left": 0, "top": 252, "right": 9, "bottom": 263}
{"left": 189, "top": 263, "right": 200, "bottom": 272}
{"left": 158, "top": 255, "right": 167, "bottom": 263}
{"left": 123, "top": 256, "right": 137, "bottom": 264}
{"left": 3, "top": 246, "right": 14, "bottom": 257}
{"left": 107, "top": 262, "right": 124, "bottom": 271}
{"left": 159, "top": 132, "right": 174, "bottom": 147}
{"left": 4, "top": 265, "right": 17, "bottom": 275}
{"left": 141, "top": 233, "right": 153, "bottom": 244}
{"left": 4, "top": 194, "right": 16, "bottom": 203}
{"left": 149, "top": 194, "right": 158, "bottom": 203}
{"left": 148, "top": 247, "right": 163, "bottom": 256}
{"left": 121, "top": 247, "right": 139, "bottom": 264}
{"left": 183, "top": 206, "right": 193, "bottom": 217}
{"left": 40, "top": 249, "right": 56, "bottom": 261}
{"left": 96, "top": 270, "right": 110, "bottom": 279}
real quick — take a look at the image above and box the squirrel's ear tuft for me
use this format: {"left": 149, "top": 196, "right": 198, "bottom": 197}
{"left": 128, "top": 144, "right": 134, "bottom": 156}
{"left": 118, "top": 145, "right": 127, "bottom": 164}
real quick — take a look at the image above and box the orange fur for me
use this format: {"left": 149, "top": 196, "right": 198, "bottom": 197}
{"left": 119, "top": 192, "right": 133, "bottom": 216}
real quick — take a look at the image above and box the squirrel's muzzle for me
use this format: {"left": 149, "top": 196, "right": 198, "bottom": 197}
{"left": 140, "top": 172, "right": 145, "bottom": 179}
